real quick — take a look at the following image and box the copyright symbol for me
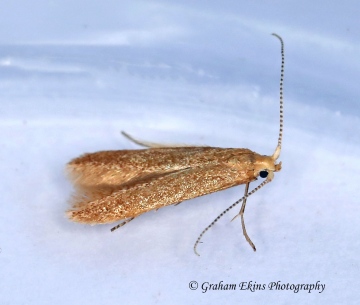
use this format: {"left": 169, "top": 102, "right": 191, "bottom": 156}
{"left": 189, "top": 281, "right": 198, "bottom": 290}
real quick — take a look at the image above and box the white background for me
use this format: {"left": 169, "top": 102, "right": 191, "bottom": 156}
{"left": 1, "top": 1, "right": 359, "bottom": 304}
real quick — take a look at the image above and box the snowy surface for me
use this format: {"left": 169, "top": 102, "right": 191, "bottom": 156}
{"left": 1, "top": 1, "right": 360, "bottom": 304}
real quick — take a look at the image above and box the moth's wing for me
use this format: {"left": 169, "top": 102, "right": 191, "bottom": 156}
{"left": 67, "top": 147, "right": 206, "bottom": 187}
{"left": 67, "top": 147, "right": 253, "bottom": 188}
{"left": 67, "top": 163, "right": 256, "bottom": 225}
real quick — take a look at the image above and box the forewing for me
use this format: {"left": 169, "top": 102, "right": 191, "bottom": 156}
{"left": 67, "top": 147, "right": 254, "bottom": 188}
{"left": 67, "top": 162, "right": 256, "bottom": 224}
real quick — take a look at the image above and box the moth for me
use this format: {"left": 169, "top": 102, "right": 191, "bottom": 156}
{"left": 66, "top": 33, "right": 285, "bottom": 255}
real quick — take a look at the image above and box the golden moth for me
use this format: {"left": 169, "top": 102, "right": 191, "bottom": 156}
{"left": 66, "top": 33, "right": 285, "bottom": 256}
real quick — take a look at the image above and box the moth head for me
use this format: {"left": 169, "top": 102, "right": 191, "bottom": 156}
{"left": 253, "top": 147, "right": 282, "bottom": 182}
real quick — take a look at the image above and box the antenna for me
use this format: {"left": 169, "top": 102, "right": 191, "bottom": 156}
{"left": 194, "top": 180, "right": 270, "bottom": 256}
{"left": 193, "top": 33, "right": 285, "bottom": 256}
{"left": 271, "top": 33, "right": 284, "bottom": 160}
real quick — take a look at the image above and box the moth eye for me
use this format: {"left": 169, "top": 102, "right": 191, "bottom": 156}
{"left": 259, "top": 170, "right": 268, "bottom": 178}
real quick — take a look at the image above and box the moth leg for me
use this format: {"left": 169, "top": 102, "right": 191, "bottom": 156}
{"left": 240, "top": 183, "right": 256, "bottom": 251}
{"left": 121, "top": 131, "right": 196, "bottom": 148}
{"left": 110, "top": 217, "right": 135, "bottom": 232}
{"left": 231, "top": 183, "right": 256, "bottom": 251}
{"left": 231, "top": 183, "right": 249, "bottom": 222}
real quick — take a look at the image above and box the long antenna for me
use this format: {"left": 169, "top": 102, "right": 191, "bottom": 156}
{"left": 271, "top": 33, "right": 284, "bottom": 160}
{"left": 193, "top": 33, "right": 285, "bottom": 256}
{"left": 193, "top": 180, "right": 270, "bottom": 256}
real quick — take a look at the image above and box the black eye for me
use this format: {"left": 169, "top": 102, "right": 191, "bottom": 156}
{"left": 259, "top": 170, "right": 268, "bottom": 178}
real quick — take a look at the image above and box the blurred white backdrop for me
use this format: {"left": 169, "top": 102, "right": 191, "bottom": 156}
{"left": 1, "top": 1, "right": 359, "bottom": 304}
